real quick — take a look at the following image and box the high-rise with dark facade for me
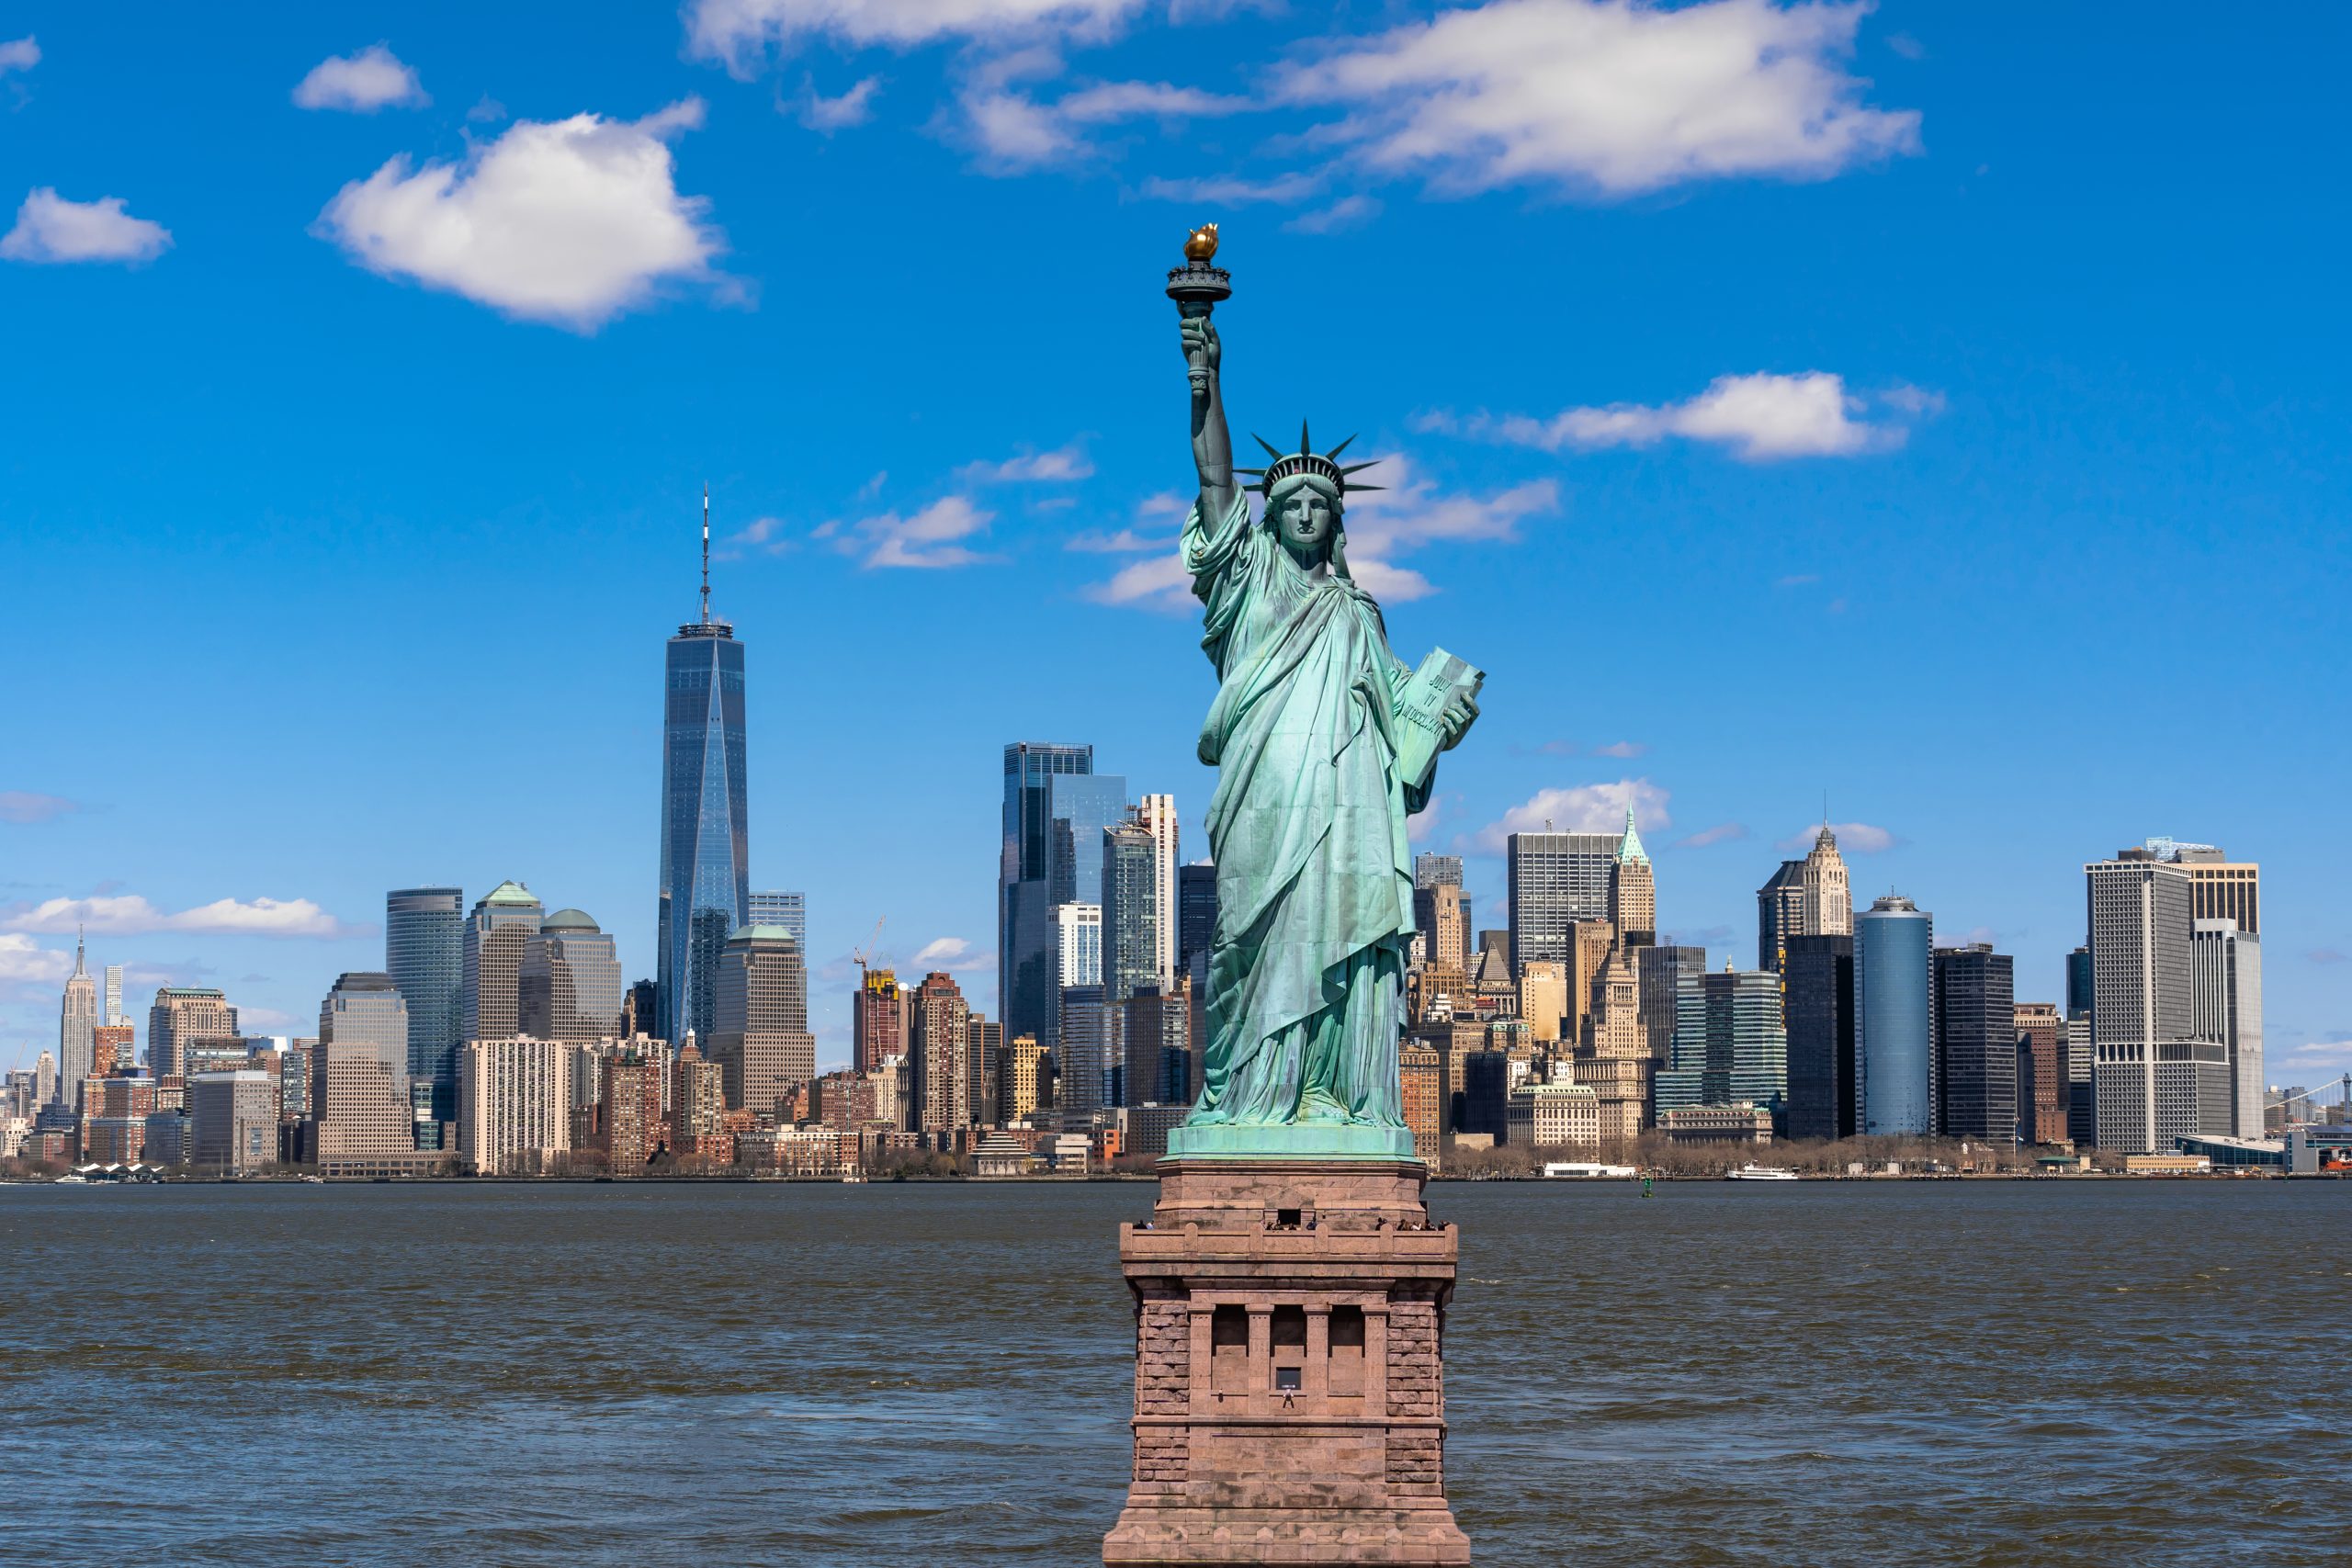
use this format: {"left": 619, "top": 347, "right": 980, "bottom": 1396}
{"left": 387, "top": 886, "right": 463, "bottom": 1118}
{"left": 1932, "top": 943, "right": 2016, "bottom": 1141}
{"left": 909, "top": 970, "right": 972, "bottom": 1132}
{"left": 710, "top": 926, "right": 816, "bottom": 1118}
{"left": 521, "top": 908, "right": 625, "bottom": 1043}
{"left": 1177, "top": 863, "right": 1218, "bottom": 976}
{"left": 1758, "top": 860, "right": 1804, "bottom": 974}
{"left": 1783, "top": 933, "right": 1855, "bottom": 1140}
{"left": 1103, "top": 814, "right": 1161, "bottom": 1004}
{"left": 1506, "top": 830, "right": 1618, "bottom": 974}
{"left": 658, "top": 535, "right": 750, "bottom": 1049}
{"left": 1001, "top": 742, "right": 1096, "bottom": 1058}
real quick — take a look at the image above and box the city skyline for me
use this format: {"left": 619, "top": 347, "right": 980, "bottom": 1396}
{"left": 2, "top": 2, "right": 2346, "bottom": 1086}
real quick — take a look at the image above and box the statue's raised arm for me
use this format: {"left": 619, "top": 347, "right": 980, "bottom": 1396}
{"left": 1182, "top": 315, "right": 1238, "bottom": 526}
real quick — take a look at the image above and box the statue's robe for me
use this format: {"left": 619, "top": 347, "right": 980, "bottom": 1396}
{"left": 1183, "top": 491, "right": 1419, "bottom": 1130}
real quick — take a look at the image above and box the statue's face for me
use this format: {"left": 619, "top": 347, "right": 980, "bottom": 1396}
{"left": 1275, "top": 487, "right": 1337, "bottom": 557}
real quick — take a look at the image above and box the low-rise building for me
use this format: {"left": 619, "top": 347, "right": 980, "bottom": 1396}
{"left": 1506, "top": 1077, "right": 1600, "bottom": 1150}
{"left": 1658, "top": 1101, "right": 1776, "bottom": 1145}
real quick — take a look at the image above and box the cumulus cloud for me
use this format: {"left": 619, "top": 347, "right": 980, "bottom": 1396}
{"left": 1775, "top": 820, "right": 1896, "bottom": 852}
{"left": 1, "top": 188, "right": 172, "bottom": 265}
{"left": 1084, "top": 551, "right": 1192, "bottom": 612}
{"left": 799, "top": 74, "right": 883, "bottom": 130}
{"left": 912, "top": 935, "right": 976, "bottom": 965}
{"left": 1475, "top": 779, "right": 1668, "bottom": 852}
{"left": 4, "top": 894, "right": 360, "bottom": 938}
{"left": 292, "top": 43, "right": 428, "bottom": 112}
{"left": 1067, "top": 527, "right": 1160, "bottom": 553}
{"left": 0, "top": 35, "right": 39, "bottom": 73}
{"left": 688, "top": 0, "right": 1146, "bottom": 63}
{"left": 957, "top": 442, "right": 1095, "bottom": 482}
{"left": 1423, "top": 372, "right": 1933, "bottom": 460}
{"left": 1673, "top": 821, "right": 1748, "bottom": 850}
{"left": 824, "top": 494, "right": 996, "bottom": 568}
{"left": 315, "top": 99, "right": 725, "bottom": 330}
{"left": 0, "top": 933, "right": 73, "bottom": 987}
{"left": 958, "top": 55, "right": 1250, "bottom": 169}
{"left": 0, "top": 791, "right": 81, "bottom": 824}
{"left": 1277, "top": 0, "right": 1921, "bottom": 197}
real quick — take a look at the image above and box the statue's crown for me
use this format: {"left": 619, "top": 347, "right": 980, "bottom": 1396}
{"left": 1235, "top": 420, "right": 1384, "bottom": 497}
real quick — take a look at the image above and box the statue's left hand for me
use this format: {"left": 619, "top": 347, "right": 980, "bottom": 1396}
{"left": 1438, "top": 691, "right": 1479, "bottom": 751}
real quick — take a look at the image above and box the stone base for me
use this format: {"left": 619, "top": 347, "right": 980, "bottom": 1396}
{"left": 1103, "top": 1159, "right": 1470, "bottom": 1566}
{"left": 1164, "top": 1122, "right": 1419, "bottom": 1161}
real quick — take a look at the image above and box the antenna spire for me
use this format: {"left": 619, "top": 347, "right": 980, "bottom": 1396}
{"left": 700, "top": 482, "right": 711, "bottom": 626}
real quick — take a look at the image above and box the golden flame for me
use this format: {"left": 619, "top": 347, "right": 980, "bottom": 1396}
{"left": 1182, "top": 223, "right": 1220, "bottom": 263}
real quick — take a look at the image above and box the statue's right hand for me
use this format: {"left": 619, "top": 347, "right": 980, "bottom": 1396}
{"left": 1181, "top": 317, "right": 1221, "bottom": 378}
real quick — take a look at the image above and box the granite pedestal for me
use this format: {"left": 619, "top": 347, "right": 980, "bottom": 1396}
{"left": 1102, "top": 1157, "right": 1471, "bottom": 1565}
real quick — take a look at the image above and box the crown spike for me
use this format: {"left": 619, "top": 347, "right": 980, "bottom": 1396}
{"left": 1346, "top": 483, "right": 1385, "bottom": 492}
{"left": 1339, "top": 461, "right": 1381, "bottom": 475}
{"left": 1325, "top": 434, "right": 1358, "bottom": 459}
{"left": 1253, "top": 434, "right": 1285, "bottom": 461}
{"left": 1300, "top": 418, "right": 1311, "bottom": 456}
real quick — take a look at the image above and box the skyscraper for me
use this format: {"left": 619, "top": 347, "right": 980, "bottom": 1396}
{"left": 1056, "top": 983, "right": 1111, "bottom": 1116}
{"left": 1799, "top": 825, "right": 1852, "bottom": 941}
{"left": 1655, "top": 964, "right": 1788, "bottom": 1116}
{"left": 464, "top": 882, "right": 543, "bottom": 1044}
{"left": 1413, "top": 884, "right": 1471, "bottom": 974}
{"left": 1056, "top": 902, "right": 1103, "bottom": 990}
{"left": 1134, "top": 795, "right": 1181, "bottom": 991}
{"left": 1609, "top": 809, "right": 1656, "bottom": 949}
{"left": 1177, "top": 863, "right": 1217, "bottom": 976}
{"left": 1414, "top": 853, "right": 1463, "bottom": 891}
{"left": 1635, "top": 945, "right": 1706, "bottom": 1066}
{"left": 1855, "top": 894, "right": 1934, "bottom": 1135}
{"left": 102, "top": 963, "right": 126, "bottom": 1028}
{"left": 2191, "top": 919, "right": 2263, "bottom": 1140}
{"left": 2086, "top": 850, "right": 2204, "bottom": 1153}
{"left": 1103, "top": 814, "right": 1161, "bottom": 1004}
{"left": 2014, "top": 1002, "right": 2069, "bottom": 1145}
{"left": 521, "top": 908, "right": 625, "bottom": 1043}
{"left": 148, "top": 987, "right": 237, "bottom": 1080}
{"left": 58, "top": 932, "right": 96, "bottom": 1108}
{"left": 2143, "top": 838, "right": 2260, "bottom": 932}
{"left": 1757, "top": 860, "right": 1804, "bottom": 973}
{"left": 387, "top": 886, "right": 464, "bottom": 1115}
{"left": 1931, "top": 943, "right": 2016, "bottom": 1141}
{"left": 853, "top": 968, "right": 905, "bottom": 1075}
{"left": 1783, "top": 932, "right": 1855, "bottom": 1140}
{"left": 1001, "top": 742, "right": 1096, "bottom": 1054}
{"left": 659, "top": 513, "right": 751, "bottom": 1048}
{"left": 909, "top": 970, "right": 971, "bottom": 1132}
{"left": 319, "top": 973, "right": 410, "bottom": 1086}
{"left": 710, "top": 926, "right": 816, "bottom": 1117}
{"left": 1506, "top": 830, "right": 1618, "bottom": 974}
{"left": 748, "top": 890, "right": 808, "bottom": 950}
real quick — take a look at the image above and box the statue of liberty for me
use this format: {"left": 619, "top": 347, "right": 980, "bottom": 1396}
{"left": 1168, "top": 236, "right": 1481, "bottom": 1160}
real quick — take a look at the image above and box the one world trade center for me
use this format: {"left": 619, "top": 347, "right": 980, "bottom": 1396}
{"left": 658, "top": 493, "right": 750, "bottom": 1047}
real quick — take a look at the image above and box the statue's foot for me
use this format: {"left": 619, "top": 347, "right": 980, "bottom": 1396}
{"left": 1295, "top": 1091, "right": 1351, "bottom": 1123}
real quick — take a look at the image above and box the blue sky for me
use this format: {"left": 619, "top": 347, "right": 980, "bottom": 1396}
{"left": 2, "top": 1, "right": 2346, "bottom": 1086}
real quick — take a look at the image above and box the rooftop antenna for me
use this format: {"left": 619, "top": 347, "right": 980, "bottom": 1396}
{"left": 700, "top": 482, "right": 712, "bottom": 626}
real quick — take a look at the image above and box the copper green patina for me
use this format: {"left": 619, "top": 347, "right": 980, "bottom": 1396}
{"left": 1168, "top": 299, "right": 1480, "bottom": 1162}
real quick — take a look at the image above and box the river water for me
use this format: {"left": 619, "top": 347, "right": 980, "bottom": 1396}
{"left": 1, "top": 1179, "right": 2342, "bottom": 1565}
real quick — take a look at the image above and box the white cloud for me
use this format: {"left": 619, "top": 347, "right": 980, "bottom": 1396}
{"left": 1590, "top": 740, "right": 1646, "bottom": 758}
{"left": 1, "top": 188, "right": 172, "bottom": 265}
{"left": 0, "top": 934, "right": 72, "bottom": 987}
{"left": 1475, "top": 779, "right": 1669, "bottom": 853}
{"left": 315, "top": 100, "right": 724, "bottom": 330}
{"left": 831, "top": 494, "right": 996, "bottom": 568}
{"left": 1432, "top": 372, "right": 1932, "bottom": 460}
{"left": 800, "top": 74, "right": 883, "bottom": 130}
{"left": 688, "top": 0, "right": 1145, "bottom": 62}
{"left": 1774, "top": 820, "right": 1896, "bottom": 852}
{"left": 957, "top": 442, "right": 1095, "bottom": 482}
{"left": 0, "top": 791, "right": 81, "bottom": 824}
{"left": 911, "top": 935, "right": 976, "bottom": 965}
{"left": 292, "top": 43, "right": 427, "bottom": 112}
{"left": 1673, "top": 821, "right": 1748, "bottom": 850}
{"left": 1067, "top": 527, "right": 1161, "bottom": 553}
{"left": 719, "top": 516, "right": 793, "bottom": 558}
{"left": 960, "top": 65, "right": 1249, "bottom": 169}
{"left": 1285, "top": 195, "right": 1382, "bottom": 234}
{"left": 4, "top": 894, "right": 359, "bottom": 938}
{"left": 1084, "top": 551, "right": 1192, "bottom": 612}
{"left": 0, "top": 35, "right": 39, "bottom": 73}
{"left": 1137, "top": 171, "right": 1328, "bottom": 206}
{"left": 1278, "top": 0, "right": 1921, "bottom": 197}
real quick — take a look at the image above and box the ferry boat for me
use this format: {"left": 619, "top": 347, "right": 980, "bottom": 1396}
{"left": 1542, "top": 1162, "right": 1639, "bottom": 1179}
{"left": 1724, "top": 1163, "right": 1799, "bottom": 1181}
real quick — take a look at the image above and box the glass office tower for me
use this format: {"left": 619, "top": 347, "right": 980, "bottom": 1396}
{"left": 1001, "top": 742, "right": 1095, "bottom": 1052}
{"left": 660, "top": 609, "right": 750, "bottom": 1047}
{"left": 387, "top": 886, "right": 463, "bottom": 1118}
{"left": 1856, "top": 894, "right": 1935, "bottom": 1135}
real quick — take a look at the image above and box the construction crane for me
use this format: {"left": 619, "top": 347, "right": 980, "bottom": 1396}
{"left": 852, "top": 917, "right": 887, "bottom": 980}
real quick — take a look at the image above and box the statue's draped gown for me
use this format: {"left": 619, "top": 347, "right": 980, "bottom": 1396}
{"left": 1184, "top": 491, "right": 1422, "bottom": 1130}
